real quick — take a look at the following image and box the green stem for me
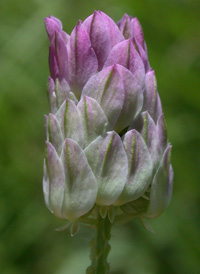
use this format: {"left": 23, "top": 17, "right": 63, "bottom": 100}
{"left": 86, "top": 208, "right": 112, "bottom": 274}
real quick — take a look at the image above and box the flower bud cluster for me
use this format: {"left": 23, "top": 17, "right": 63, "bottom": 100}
{"left": 43, "top": 11, "right": 173, "bottom": 224}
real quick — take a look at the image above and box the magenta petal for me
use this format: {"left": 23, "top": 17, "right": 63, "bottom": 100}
{"left": 117, "top": 15, "right": 145, "bottom": 49}
{"left": 61, "top": 30, "right": 70, "bottom": 44}
{"left": 49, "top": 45, "right": 59, "bottom": 81}
{"left": 82, "top": 66, "right": 125, "bottom": 128}
{"left": 82, "top": 10, "right": 124, "bottom": 70}
{"left": 49, "top": 32, "right": 68, "bottom": 82}
{"left": 117, "top": 14, "right": 132, "bottom": 39}
{"left": 134, "top": 39, "right": 150, "bottom": 72}
{"left": 68, "top": 23, "right": 98, "bottom": 97}
{"left": 54, "top": 32, "right": 69, "bottom": 82}
{"left": 131, "top": 17, "right": 145, "bottom": 49}
{"left": 44, "top": 15, "right": 63, "bottom": 41}
{"left": 104, "top": 39, "right": 145, "bottom": 87}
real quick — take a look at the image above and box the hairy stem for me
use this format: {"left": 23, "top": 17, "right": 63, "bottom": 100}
{"left": 86, "top": 208, "right": 112, "bottom": 274}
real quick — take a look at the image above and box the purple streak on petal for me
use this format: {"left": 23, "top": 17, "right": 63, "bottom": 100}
{"left": 82, "top": 10, "right": 124, "bottom": 70}
{"left": 68, "top": 22, "right": 98, "bottom": 97}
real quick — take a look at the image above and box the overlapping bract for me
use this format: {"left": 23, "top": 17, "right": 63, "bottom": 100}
{"left": 43, "top": 11, "right": 173, "bottom": 222}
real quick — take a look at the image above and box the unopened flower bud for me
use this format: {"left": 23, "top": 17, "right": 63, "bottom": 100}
{"left": 43, "top": 11, "right": 173, "bottom": 224}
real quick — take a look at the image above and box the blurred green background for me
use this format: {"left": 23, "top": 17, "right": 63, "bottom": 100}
{"left": 0, "top": 0, "right": 200, "bottom": 273}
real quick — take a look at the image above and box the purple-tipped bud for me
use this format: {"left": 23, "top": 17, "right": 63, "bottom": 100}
{"left": 117, "top": 15, "right": 144, "bottom": 49}
{"left": 117, "top": 14, "right": 132, "bottom": 39}
{"left": 43, "top": 11, "right": 173, "bottom": 225}
{"left": 68, "top": 22, "right": 98, "bottom": 97}
{"left": 82, "top": 10, "right": 124, "bottom": 70}
{"left": 118, "top": 14, "right": 150, "bottom": 72}
{"left": 104, "top": 39, "right": 145, "bottom": 87}
{"left": 44, "top": 15, "right": 63, "bottom": 41}
{"left": 48, "top": 32, "right": 68, "bottom": 82}
{"left": 131, "top": 17, "right": 145, "bottom": 49}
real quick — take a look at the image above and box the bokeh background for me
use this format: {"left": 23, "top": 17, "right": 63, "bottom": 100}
{"left": 0, "top": 0, "right": 200, "bottom": 273}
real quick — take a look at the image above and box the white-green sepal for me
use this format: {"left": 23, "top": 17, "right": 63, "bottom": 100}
{"left": 146, "top": 145, "right": 173, "bottom": 218}
{"left": 82, "top": 66, "right": 125, "bottom": 129}
{"left": 84, "top": 131, "right": 128, "bottom": 206}
{"left": 56, "top": 99, "right": 84, "bottom": 147}
{"left": 61, "top": 138, "right": 98, "bottom": 221}
{"left": 45, "top": 142, "right": 65, "bottom": 219}
{"left": 77, "top": 96, "right": 109, "bottom": 148}
{"left": 43, "top": 160, "right": 52, "bottom": 213}
{"left": 115, "top": 129, "right": 153, "bottom": 205}
{"left": 48, "top": 113, "right": 63, "bottom": 155}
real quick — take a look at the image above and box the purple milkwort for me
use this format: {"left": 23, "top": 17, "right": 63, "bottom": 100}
{"left": 43, "top": 11, "right": 173, "bottom": 228}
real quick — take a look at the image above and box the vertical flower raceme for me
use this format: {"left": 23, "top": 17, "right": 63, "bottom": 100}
{"left": 43, "top": 11, "right": 173, "bottom": 229}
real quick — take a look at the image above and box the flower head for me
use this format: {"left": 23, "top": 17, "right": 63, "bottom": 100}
{"left": 43, "top": 11, "right": 173, "bottom": 225}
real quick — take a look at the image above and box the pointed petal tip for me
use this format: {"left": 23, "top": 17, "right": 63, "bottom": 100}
{"left": 48, "top": 76, "right": 54, "bottom": 82}
{"left": 45, "top": 140, "right": 52, "bottom": 149}
{"left": 44, "top": 16, "right": 63, "bottom": 41}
